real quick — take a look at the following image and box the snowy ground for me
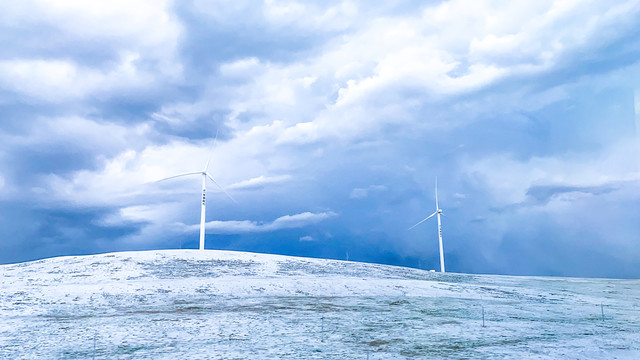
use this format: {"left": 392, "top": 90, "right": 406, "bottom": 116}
{"left": 1, "top": 250, "right": 639, "bottom": 359}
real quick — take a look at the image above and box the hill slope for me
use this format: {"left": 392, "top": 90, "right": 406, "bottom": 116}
{"left": 1, "top": 250, "right": 639, "bottom": 359}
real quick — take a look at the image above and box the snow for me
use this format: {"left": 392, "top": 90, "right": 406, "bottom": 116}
{"left": 1, "top": 249, "right": 639, "bottom": 359}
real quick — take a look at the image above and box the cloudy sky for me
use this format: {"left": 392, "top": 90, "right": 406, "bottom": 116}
{"left": 1, "top": 0, "right": 639, "bottom": 278}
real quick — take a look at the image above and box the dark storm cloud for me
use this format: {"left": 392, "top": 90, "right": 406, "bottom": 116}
{"left": 173, "top": 2, "right": 329, "bottom": 78}
{"left": 0, "top": 203, "right": 145, "bottom": 264}
{"left": 6, "top": 143, "right": 97, "bottom": 177}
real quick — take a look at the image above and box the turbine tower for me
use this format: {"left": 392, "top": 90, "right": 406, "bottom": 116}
{"left": 409, "top": 177, "right": 446, "bottom": 272}
{"left": 158, "top": 160, "right": 236, "bottom": 250}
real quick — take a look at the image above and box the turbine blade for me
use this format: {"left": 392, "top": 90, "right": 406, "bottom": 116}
{"left": 206, "top": 172, "right": 238, "bottom": 204}
{"left": 213, "top": 128, "right": 219, "bottom": 148}
{"left": 156, "top": 171, "right": 201, "bottom": 182}
{"left": 204, "top": 128, "right": 219, "bottom": 172}
{"left": 408, "top": 211, "right": 437, "bottom": 230}
{"left": 435, "top": 176, "right": 439, "bottom": 210}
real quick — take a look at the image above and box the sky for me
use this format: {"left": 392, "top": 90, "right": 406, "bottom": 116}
{"left": 1, "top": 0, "right": 639, "bottom": 278}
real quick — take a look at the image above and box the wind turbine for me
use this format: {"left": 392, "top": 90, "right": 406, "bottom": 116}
{"left": 158, "top": 158, "right": 236, "bottom": 251}
{"left": 409, "top": 177, "right": 446, "bottom": 272}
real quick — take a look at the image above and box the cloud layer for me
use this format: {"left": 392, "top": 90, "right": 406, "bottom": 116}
{"left": 0, "top": 0, "right": 639, "bottom": 277}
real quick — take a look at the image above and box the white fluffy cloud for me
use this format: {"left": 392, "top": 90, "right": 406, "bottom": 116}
{"left": 0, "top": 55, "right": 155, "bottom": 102}
{"left": 180, "top": 211, "right": 338, "bottom": 234}
{"left": 299, "top": 235, "right": 314, "bottom": 242}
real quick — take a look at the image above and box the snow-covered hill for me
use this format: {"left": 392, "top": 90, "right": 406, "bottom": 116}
{"left": 1, "top": 250, "right": 639, "bottom": 359}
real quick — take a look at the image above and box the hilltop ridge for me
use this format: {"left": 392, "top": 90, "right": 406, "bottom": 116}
{"left": 1, "top": 250, "right": 639, "bottom": 359}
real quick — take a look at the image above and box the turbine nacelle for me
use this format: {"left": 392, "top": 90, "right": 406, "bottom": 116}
{"left": 157, "top": 170, "right": 237, "bottom": 204}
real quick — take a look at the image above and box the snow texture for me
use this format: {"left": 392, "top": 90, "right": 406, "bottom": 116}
{"left": 1, "top": 250, "right": 639, "bottom": 359}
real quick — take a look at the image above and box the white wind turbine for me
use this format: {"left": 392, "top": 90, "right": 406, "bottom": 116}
{"left": 409, "top": 177, "right": 446, "bottom": 272}
{"left": 157, "top": 157, "right": 236, "bottom": 251}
